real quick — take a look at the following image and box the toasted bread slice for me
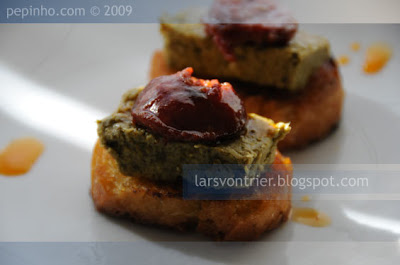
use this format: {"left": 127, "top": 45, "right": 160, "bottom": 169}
{"left": 91, "top": 140, "right": 292, "bottom": 241}
{"left": 150, "top": 51, "right": 344, "bottom": 150}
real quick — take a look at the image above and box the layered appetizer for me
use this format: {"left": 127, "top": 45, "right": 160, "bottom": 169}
{"left": 92, "top": 68, "right": 292, "bottom": 240}
{"left": 150, "top": 0, "right": 344, "bottom": 150}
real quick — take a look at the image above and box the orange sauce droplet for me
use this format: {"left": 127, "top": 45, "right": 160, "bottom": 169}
{"left": 337, "top": 55, "right": 350, "bottom": 65}
{"left": 301, "top": 195, "right": 311, "bottom": 202}
{"left": 291, "top": 207, "right": 331, "bottom": 227}
{"left": 363, "top": 43, "right": 392, "bottom": 74}
{"left": 0, "top": 138, "right": 44, "bottom": 176}
{"left": 351, "top": 42, "right": 361, "bottom": 52}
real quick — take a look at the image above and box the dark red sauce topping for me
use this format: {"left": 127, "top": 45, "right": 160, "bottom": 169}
{"left": 131, "top": 68, "right": 247, "bottom": 142}
{"left": 203, "top": 0, "right": 298, "bottom": 61}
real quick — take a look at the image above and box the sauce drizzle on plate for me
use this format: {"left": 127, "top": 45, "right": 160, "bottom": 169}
{"left": 351, "top": 42, "right": 361, "bottom": 52}
{"left": 363, "top": 43, "right": 392, "bottom": 74}
{"left": 338, "top": 55, "right": 350, "bottom": 65}
{"left": 0, "top": 137, "right": 44, "bottom": 176}
{"left": 291, "top": 207, "right": 331, "bottom": 227}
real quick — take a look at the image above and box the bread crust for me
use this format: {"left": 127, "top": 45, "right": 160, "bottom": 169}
{"left": 149, "top": 50, "right": 344, "bottom": 150}
{"left": 91, "top": 140, "right": 292, "bottom": 241}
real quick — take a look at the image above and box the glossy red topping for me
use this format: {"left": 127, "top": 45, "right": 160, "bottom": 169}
{"left": 203, "top": 0, "right": 298, "bottom": 61}
{"left": 132, "top": 68, "right": 247, "bottom": 142}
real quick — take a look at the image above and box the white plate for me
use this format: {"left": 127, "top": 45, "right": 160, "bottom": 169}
{"left": 0, "top": 24, "right": 400, "bottom": 264}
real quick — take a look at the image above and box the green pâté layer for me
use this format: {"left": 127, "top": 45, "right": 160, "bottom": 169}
{"left": 160, "top": 14, "right": 330, "bottom": 91}
{"left": 97, "top": 87, "right": 290, "bottom": 182}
